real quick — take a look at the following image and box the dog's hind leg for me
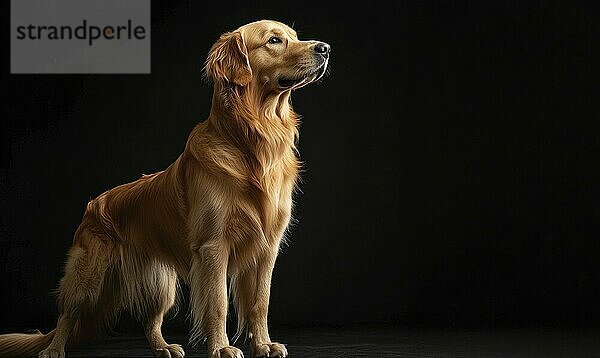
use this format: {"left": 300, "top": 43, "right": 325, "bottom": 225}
{"left": 39, "top": 230, "right": 114, "bottom": 358}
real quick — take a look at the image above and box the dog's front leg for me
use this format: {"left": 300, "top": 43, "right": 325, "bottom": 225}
{"left": 232, "top": 246, "right": 288, "bottom": 358}
{"left": 190, "top": 242, "right": 243, "bottom": 358}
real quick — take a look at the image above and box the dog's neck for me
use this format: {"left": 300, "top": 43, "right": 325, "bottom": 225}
{"left": 207, "top": 83, "right": 299, "bottom": 167}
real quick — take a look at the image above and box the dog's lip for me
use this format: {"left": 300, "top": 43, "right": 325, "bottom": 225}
{"left": 277, "top": 61, "right": 328, "bottom": 89}
{"left": 277, "top": 77, "right": 305, "bottom": 88}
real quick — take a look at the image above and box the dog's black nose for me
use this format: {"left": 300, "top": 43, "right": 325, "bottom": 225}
{"left": 314, "top": 42, "right": 331, "bottom": 56}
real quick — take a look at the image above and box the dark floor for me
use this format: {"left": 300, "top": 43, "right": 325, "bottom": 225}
{"left": 65, "top": 325, "right": 600, "bottom": 357}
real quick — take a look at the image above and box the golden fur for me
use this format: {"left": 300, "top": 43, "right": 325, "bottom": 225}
{"left": 0, "top": 20, "right": 329, "bottom": 358}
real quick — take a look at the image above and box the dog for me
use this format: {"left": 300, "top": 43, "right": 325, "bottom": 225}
{"left": 0, "top": 19, "right": 329, "bottom": 358}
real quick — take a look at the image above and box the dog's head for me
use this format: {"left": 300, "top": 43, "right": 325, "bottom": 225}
{"left": 205, "top": 20, "right": 330, "bottom": 92}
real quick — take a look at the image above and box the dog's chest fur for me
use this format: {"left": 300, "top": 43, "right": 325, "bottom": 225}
{"left": 187, "top": 133, "right": 299, "bottom": 271}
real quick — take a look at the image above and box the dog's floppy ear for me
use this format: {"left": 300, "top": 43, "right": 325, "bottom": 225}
{"left": 205, "top": 31, "right": 252, "bottom": 86}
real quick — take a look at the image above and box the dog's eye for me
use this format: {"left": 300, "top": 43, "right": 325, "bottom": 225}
{"left": 268, "top": 36, "right": 282, "bottom": 44}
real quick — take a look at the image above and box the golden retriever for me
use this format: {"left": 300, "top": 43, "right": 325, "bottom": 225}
{"left": 0, "top": 19, "right": 329, "bottom": 358}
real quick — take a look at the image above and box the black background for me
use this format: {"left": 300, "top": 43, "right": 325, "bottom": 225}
{"left": 1, "top": 0, "right": 598, "bottom": 334}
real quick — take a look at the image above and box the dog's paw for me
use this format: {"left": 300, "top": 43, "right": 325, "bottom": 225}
{"left": 252, "top": 342, "right": 288, "bottom": 357}
{"left": 39, "top": 347, "right": 65, "bottom": 358}
{"left": 212, "top": 345, "right": 244, "bottom": 358}
{"left": 154, "top": 343, "right": 185, "bottom": 358}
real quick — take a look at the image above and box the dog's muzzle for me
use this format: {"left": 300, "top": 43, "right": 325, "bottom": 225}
{"left": 277, "top": 43, "right": 331, "bottom": 89}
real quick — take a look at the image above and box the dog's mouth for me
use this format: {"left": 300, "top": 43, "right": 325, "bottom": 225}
{"left": 277, "top": 60, "right": 329, "bottom": 89}
{"left": 277, "top": 77, "right": 305, "bottom": 88}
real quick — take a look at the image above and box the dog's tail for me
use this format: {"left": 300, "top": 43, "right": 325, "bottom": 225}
{"left": 0, "top": 329, "right": 55, "bottom": 357}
